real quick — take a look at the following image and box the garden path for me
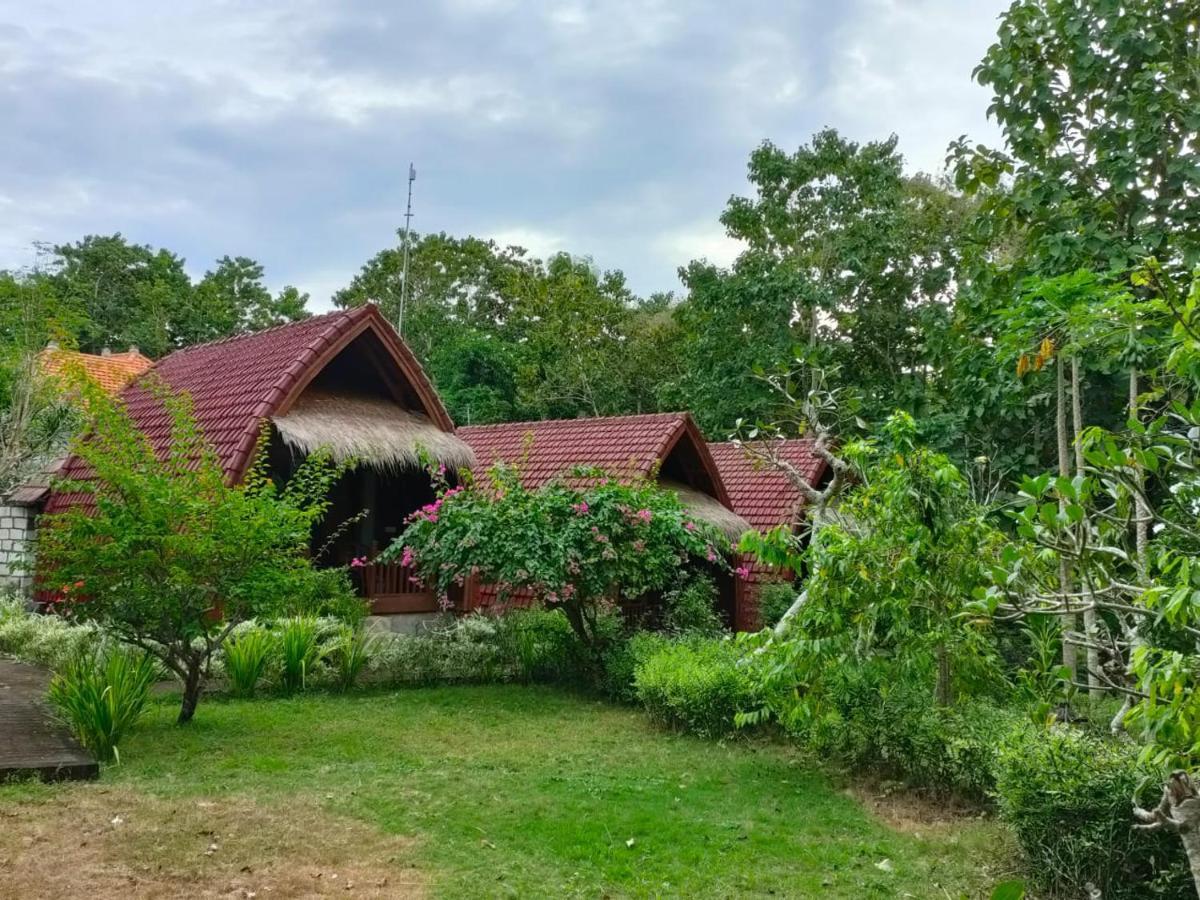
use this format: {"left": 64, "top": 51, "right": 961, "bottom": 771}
{"left": 0, "top": 657, "right": 96, "bottom": 781}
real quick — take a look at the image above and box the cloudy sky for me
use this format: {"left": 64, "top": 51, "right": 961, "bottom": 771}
{"left": 1, "top": 0, "right": 1007, "bottom": 308}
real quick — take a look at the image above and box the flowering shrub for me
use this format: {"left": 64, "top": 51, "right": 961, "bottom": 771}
{"left": 384, "top": 463, "right": 730, "bottom": 657}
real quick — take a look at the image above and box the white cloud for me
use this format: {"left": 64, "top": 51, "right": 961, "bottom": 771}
{"left": 488, "top": 226, "right": 570, "bottom": 262}
{"left": 653, "top": 224, "right": 743, "bottom": 272}
{"left": 0, "top": 0, "right": 1013, "bottom": 300}
{"left": 819, "top": 0, "right": 1006, "bottom": 174}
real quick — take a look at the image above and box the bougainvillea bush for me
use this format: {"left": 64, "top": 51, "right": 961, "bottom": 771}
{"left": 383, "top": 463, "right": 730, "bottom": 659}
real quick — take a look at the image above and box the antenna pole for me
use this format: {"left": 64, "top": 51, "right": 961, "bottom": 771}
{"left": 398, "top": 162, "right": 416, "bottom": 336}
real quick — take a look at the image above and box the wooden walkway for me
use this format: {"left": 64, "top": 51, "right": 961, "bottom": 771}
{"left": 0, "top": 657, "right": 97, "bottom": 781}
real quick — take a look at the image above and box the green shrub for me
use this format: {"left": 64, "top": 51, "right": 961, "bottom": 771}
{"left": 662, "top": 575, "right": 723, "bottom": 636}
{"left": 994, "top": 726, "right": 1192, "bottom": 899}
{"left": 497, "top": 608, "right": 588, "bottom": 683}
{"left": 635, "top": 638, "right": 756, "bottom": 737}
{"left": 0, "top": 597, "right": 107, "bottom": 669}
{"left": 276, "top": 616, "right": 321, "bottom": 693}
{"left": 285, "top": 568, "right": 369, "bottom": 624}
{"left": 798, "top": 668, "right": 1023, "bottom": 800}
{"left": 47, "top": 648, "right": 157, "bottom": 763}
{"left": 601, "top": 631, "right": 672, "bottom": 703}
{"left": 325, "top": 624, "right": 378, "bottom": 691}
{"left": 222, "top": 627, "right": 273, "bottom": 697}
{"left": 756, "top": 582, "right": 797, "bottom": 629}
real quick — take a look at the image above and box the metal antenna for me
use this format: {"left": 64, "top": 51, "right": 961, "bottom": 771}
{"left": 397, "top": 162, "right": 416, "bottom": 336}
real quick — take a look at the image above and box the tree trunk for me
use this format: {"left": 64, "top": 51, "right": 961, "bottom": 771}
{"left": 177, "top": 656, "right": 204, "bottom": 725}
{"left": 1134, "top": 771, "right": 1200, "bottom": 896}
{"left": 1072, "top": 356, "right": 1101, "bottom": 697}
{"left": 1057, "top": 355, "right": 1078, "bottom": 680}
{"left": 1131, "top": 368, "right": 1149, "bottom": 579}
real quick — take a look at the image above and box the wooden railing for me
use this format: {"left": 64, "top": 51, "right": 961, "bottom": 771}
{"left": 361, "top": 562, "right": 438, "bottom": 614}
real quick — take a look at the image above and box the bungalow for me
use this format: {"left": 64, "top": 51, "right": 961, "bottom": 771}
{"left": 36, "top": 306, "right": 475, "bottom": 628}
{"left": 707, "top": 440, "right": 828, "bottom": 630}
{"left": 459, "top": 414, "right": 753, "bottom": 626}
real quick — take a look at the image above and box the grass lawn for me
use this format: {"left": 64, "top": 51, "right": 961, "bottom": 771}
{"left": 0, "top": 684, "right": 1015, "bottom": 898}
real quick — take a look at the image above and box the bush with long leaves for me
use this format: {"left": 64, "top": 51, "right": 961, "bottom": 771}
{"left": 48, "top": 648, "right": 157, "bottom": 763}
{"left": 223, "top": 627, "right": 273, "bottom": 697}
{"left": 277, "top": 616, "right": 320, "bottom": 694}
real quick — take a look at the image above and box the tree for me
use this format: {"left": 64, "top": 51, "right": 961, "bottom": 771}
{"left": 953, "top": 0, "right": 1200, "bottom": 279}
{"left": 741, "top": 412, "right": 1001, "bottom": 729}
{"left": 507, "top": 254, "right": 638, "bottom": 419}
{"left": 387, "top": 464, "right": 730, "bottom": 661}
{"left": 177, "top": 256, "right": 309, "bottom": 345}
{"left": 0, "top": 271, "right": 82, "bottom": 492}
{"left": 978, "top": 265, "right": 1200, "bottom": 891}
{"left": 716, "top": 130, "right": 972, "bottom": 429}
{"left": 47, "top": 234, "right": 192, "bottom": 358}
{"left": 673, "top": 255, "right": 802, "bottom": 436}
{"left": 36, "top": 376, "right": 347, "bottom": 723}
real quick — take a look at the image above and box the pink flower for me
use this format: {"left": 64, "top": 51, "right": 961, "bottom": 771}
{"left": 572, "top": 501, "right": 590, "bottom": 515}
{"left": 684, "top": 521, "right": 696, "bottom": 532}
{"left": 635, "top": 508, "right": 652, "bottom": 523}
{"left": 734, "top": 565, "right": 751, "bottom": 579}
{"left": 561, "top": 583, "right": 576, "bottom": 599}
{"left": 705, "top": 546, "right": 717, "bottom": 563}
{"left": 400, "top": 546, "right": 415, "bottom": 568}
{"left": 350, "top": 556, "right": 367, "bottom": 568}
{"left": 633, "top": 540, "right": 645, "bottom": 552}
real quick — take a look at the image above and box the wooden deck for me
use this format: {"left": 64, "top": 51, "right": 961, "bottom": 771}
{"left": 0, "top": 657, "right": 98, "bottom": 782}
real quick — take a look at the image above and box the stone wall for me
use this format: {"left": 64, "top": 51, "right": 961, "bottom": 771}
{"left": 0, "top": 503, "right": 36, "bottom": 595}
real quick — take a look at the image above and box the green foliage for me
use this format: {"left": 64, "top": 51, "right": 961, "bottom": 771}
{"left": 797, "top": 664, "right": 1023, "bottom": 800}
{"left": 600, "top": 630, "right": 673, "bottom": 704}
{"left": 47, "top": 648, "right": 157, "bottom": 763}
{"left": 660, "top": 574, "right": 723, "bottom": 637}
{"left": 222, "top": 627, "right": 273, "bottom": 698}
{"left": 756, "top": 581, "right": 797, "bottom": 630}
{"left": 994, "top": 726, "right": 1192, "bottom": 899}
{"left": 334, "top": 233, "right": 680, "bottom": 423}
{"left": 0, "top": 597, "right": 107, "bottom": 670}
{"left": 325, "top": 623, "right": 378, "bottom": 691}
{"left": 743, "top": 413, "right": 1005, "bottom": 734}
{"left": 276, "top": 616, "right": 321, "bottom": 694}
{"left": 497, "top": 607, "right": 591, "bottom": 684}
{"left": 955, "top": 0, "right": 1200, "bottom": 278}
{"left": 634, "top": 638, "right": 757, "bottom": 737}
{"left": 390, "top": 464, "right": 729, "bottom": 657}
{"left": 36, "top": 378, "right": 348, "bottom": 722}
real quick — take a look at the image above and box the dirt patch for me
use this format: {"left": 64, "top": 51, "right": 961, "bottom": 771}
{"left": 0, "top": 786, "right": 422, "bottom": 899}
{"left": 844, "top": 778, "right": 990, "bottom": 835}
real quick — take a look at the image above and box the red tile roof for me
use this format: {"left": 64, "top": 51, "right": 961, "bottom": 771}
{"left": 44, "top": 305, "right": 452, "bottom": 514}
{"left": 460, "top": 412, "right": 722, "bottom": 494}
{"left": 39, "top": 348, "right": 153, "bottom": 396}
{"left": 707, "top": 440, "right": 827, "bottom": 532}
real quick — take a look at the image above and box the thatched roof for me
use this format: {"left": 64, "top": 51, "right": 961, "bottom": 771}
{"left": 273, "top": 390, "right": 476, "bottom": 472}
{"left": 660, "top": 479, "right": 751, "bottom": 541}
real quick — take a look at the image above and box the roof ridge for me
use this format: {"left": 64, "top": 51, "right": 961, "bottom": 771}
{"left": 158, "top": 306, "right": 369, "bottom": 358}
{"left": 459, "top": 411, "right": 687, "bottom": 432}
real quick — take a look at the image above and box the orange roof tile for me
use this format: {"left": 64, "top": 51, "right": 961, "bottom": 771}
{"left": 38, "top": 348, "right": 153, "bottom": 396}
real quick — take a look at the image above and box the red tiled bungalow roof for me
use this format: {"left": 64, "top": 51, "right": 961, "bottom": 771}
{"left": 45, "top": 305, "right": 453, "bottom": 514}
{"left": 460, "top": 412, "right": 733, "bottom": 506}
{"left": 707, "top": 440, "right": 828, "bottom": 532}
